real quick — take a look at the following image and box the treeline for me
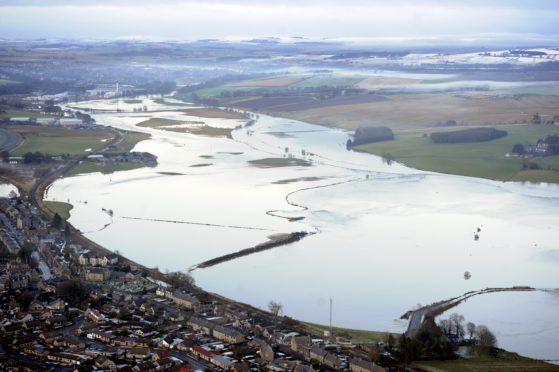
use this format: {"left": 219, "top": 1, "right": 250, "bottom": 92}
{"left": 430, "top": 127, "right": 507, "bottom": 144}
{"left": 0, "top": 79, "right": 90, "bottom": 96}
{"left": 347, "top": 126, "right": 394, "bottom": 148}
{"left": 218, "top": 85, "right": 364, "bottom": 100}
{"left": 177, "top": 73, "right": 269, "bottom": 94}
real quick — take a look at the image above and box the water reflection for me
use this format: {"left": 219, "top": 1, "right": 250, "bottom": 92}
{"left": 47, "top": 98, "right": 559, "bottom": 361}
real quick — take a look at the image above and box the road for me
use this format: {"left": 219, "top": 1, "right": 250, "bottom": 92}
{"left": 0, "top": 127, "right": 22, "bottom": 152}
{"left": 405, "top": 286, "right": 536, "bottom": 337}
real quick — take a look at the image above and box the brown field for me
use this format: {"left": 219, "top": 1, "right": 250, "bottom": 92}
{"left": 136, "top": 118, "right": 203, "bottom": 128}
{"left": 158, "top": 126, "right": 232, "bottom": 139}
{"left": 277, "top": 93, "right": 559, "bottom": 131}
{"left": 227, "top": 76, "right": 305, "bottom": 87}
{"left": 230, "top": 94, "right": 389, "bottom": 112}
{"left": 357, "top": 77, "right": 422, "bottom": 89}
{"left": 185, "top": 108, "right": 247, "bottom": 119}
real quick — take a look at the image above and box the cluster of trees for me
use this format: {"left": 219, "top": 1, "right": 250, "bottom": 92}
{"left": 23, "top": 152, "right": 50, "bottom": 164}
{"left": 56, "top": 280, "right": 89, "bottom": 307}
{"left": 439, "top": 313, "right": 497, "bottom": 350}
{"left": 430, "top": 127, "right": 507, "bottom": 144}
{"left": 74, "top": 111, "right": 94, "bottom": 124}
{"left": 395, "top": 313, "right": 497, "bottom": 365}
{"left": 347, "top": 126, "right": 394, "bottom": 148}
{"left": 138, "top": 80, "right": 176, "bottom": 95}
{"left": 165, "top": 271, "right": 195, "bottom": 288}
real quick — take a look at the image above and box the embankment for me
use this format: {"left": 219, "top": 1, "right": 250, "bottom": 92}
{"left": 191, "top": 231, "right": 309, "bottom": 270}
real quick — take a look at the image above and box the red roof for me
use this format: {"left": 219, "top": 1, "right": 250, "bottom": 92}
{"left": 192, "top": 346, "right": 215, "bottom": 357}
{"left": 178, "top": 368, "right": 195, "bottom": 372}
{"left": 155, "top": 350, "right": 172, "bottom": 359}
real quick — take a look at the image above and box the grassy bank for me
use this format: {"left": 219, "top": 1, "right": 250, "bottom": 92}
{"left": 0, "top": 110, "right": 58, "bottom": 119}
{"left": 356, "top": 124, "right": 559, "bottom": 183}
{"left": 303, "top": 322, "right": 394, "bottom": 344}
{"left": 44, "top": 201, "right": 73, "bottom": 220}
{"left": 414, "top": 357, "right": 559, "bottom": 372}
{"left": 105, "top": 131, "right": 151, "bottom": 154}
{"left": 65, "top": 161, "right": 145, "bottom": 177}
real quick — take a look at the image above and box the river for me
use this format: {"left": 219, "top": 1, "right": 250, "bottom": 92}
{"left": 46, "top": 97, "right": 559, "bottom": 361}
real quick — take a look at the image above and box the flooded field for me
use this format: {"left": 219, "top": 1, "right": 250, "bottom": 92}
{"left": 46, "top": 97, "right": 559, "bottom": 361}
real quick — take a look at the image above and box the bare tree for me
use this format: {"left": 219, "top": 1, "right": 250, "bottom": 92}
{"left": 466, "top": 322, "right": 476, "bottom": 340}
{"left": 476, "top": 325, "right": 497, "bottom": 348}
{"left": 268, "top": 300, "right": 283, "bottom": 317}
{"left": 439, "top": 318, "right": 452, "bottom": 336}
{"left": 449, "top": 313, "right": 465, "bottom": 339}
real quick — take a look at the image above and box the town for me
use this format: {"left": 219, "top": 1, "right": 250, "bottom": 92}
{"left": 0, "top": 189, "right": 393, "bottom": 371}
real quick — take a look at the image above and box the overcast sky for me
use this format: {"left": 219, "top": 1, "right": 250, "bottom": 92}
{"left": 1, "top": 0, "right": 558, "bottom": 46}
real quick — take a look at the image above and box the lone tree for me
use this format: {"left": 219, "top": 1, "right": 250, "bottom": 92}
{"left": 268, "top": 300, "right": 283, "bottom": 317}
{"left": 51, "top": 213, "right": 63, "bottom": 229}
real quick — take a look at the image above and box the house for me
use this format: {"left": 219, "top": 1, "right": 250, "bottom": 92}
{"left": 95, "top": 355, "right": 117, "bottom": 370}
{"left": 136, "top": 326, "right": 157, "bottom": 337}
{"left": 155, "top": 357, "right": 174, "bottom": 369}
{"left": 84, "top": 267, "right": 107, "bottom": 282}
{"left": 213, "top": 325, "right": 245, "bottom": 344}
{"left": 291, "top": 335, "right": 311, "bottom": 353}
{"left": 85, "top": 308, "right": 106, "bottom": 323}
{"left": 133, "top": 361, "right": 157, "bottom": 372}
{"left": 191, "top": 346, "right": 215, "bottom": 361}
{"left": 59, "top": 118, "right": 83, "bottom": 126}
{"left": 176, "top": 339, "right": 195, "bottom": 351}
{"left": 127, "top": 347, "right": 150, "bottom": 360}
{"left": 170, "top": 291, "right": 200, "bottom": 309}
{"left": 87, "top": 330, "right": 115, "bottom": 343}
{"left": 47, "top": 351, "right": 90, "bottom": 365}
{"left": 309, "top": 347, "right": 341, "bottom": 368}
{"left": 46, "top": 298, "right": 66, "bottom": 311}
{"left": 36, "top": 118, "right": 56, "bottom": 125}
{"left": 211, "top": 355, "right": 236, "bottom": 369}
{"left": 46, "top": 315, "right": 67, "bottom": 328}
{"left": 349, "top": 358, "right": 385, "bottom": 372}
{"left": 152, "top": 350, "right": 171, "bottom": 361}
{"left": 9, "top": 275, "right": 28, "bottom": 289}
{"left": 187, "top": 317, "right": 214, "bottom": 335}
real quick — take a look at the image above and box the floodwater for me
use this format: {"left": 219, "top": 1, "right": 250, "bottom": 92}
{"left": 47, "top": 98, "right": 559, "bottom": 361}
{"left": 0, "top": 183, "right": 19, "bottom": 198}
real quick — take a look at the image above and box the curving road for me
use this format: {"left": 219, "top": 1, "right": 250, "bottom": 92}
{"left": 0, "top": 128, "right": 22, "bottom": 152}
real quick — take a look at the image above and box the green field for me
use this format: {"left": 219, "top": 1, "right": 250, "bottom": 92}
{"left": 123, "top": 99, "right": 143, "bottom": 104}
{"left": 0, "top": 110, "right": 58, "bottom": 119}
{"left": 65, "top": 161, "right": 145, "bottom": 177}
{"left": 12, "top": 126, "right": 113, "bottom": 156}
{"left": 152, "top": 97, "right": 191, "bottom": 106}
{"left": 104, "top": 131, "right": 151, "bottom": 154}
{"left": 356, "top": 125, "right": 559, "bottom": 183}
{"left": 291, "top": 75, "right": 364, "bottom": 88}
{"left": 415, "top": 357, "right": 559, "bottom": 372}
{"left": 303, "top": 322, "right": 394, "bottom": 344}
{"left": 188, "top": 86, "right": 255, "bottom": 99}
{"left": 0, "top": 79, "right": 19, "bottom": 85}
{"left": 44, "top": 201, "right": 73, "bottom": 220}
